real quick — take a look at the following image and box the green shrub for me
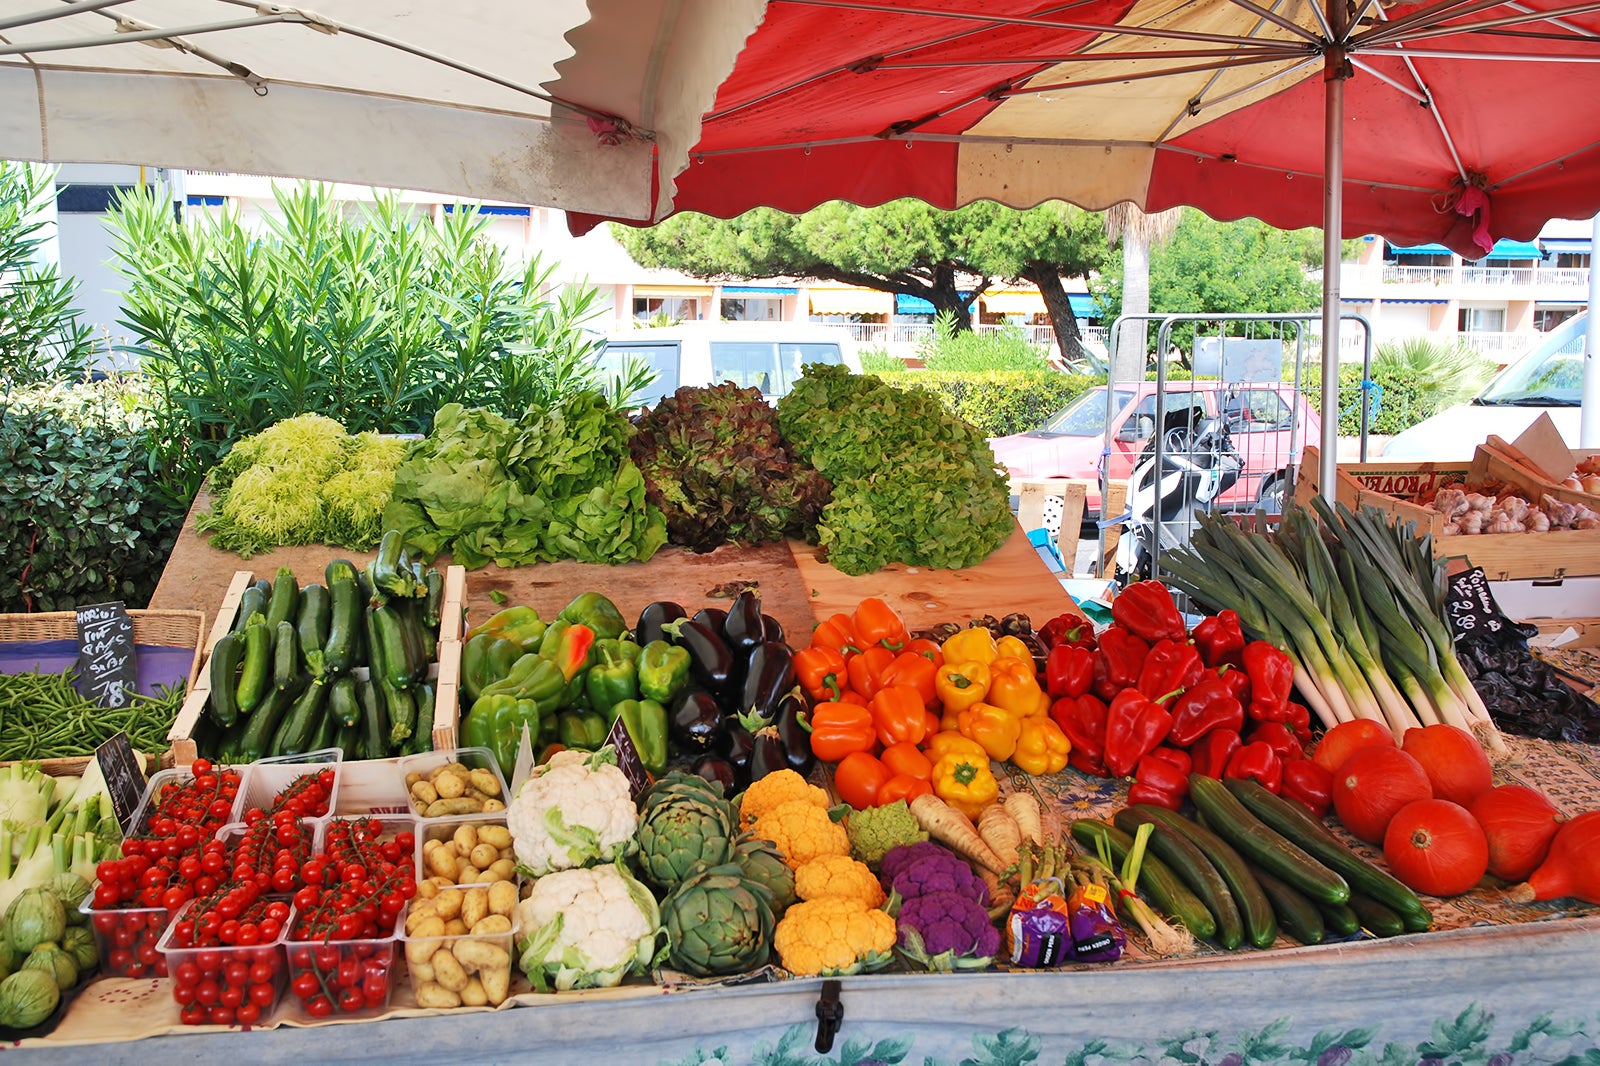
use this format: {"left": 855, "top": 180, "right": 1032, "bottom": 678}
{"left": 0, "top": 381, "right": 184, "bottom": 612}
{"left": 0, "top": 163, "right": 94, "bottom": 386}
{"left": 916, "top": 312, "right": 1050, "bottom": 373}
{"left": 876, "top": 370, "right": 1100, "bottom": 437}
{"left": 858, "top": 345, "right": 904, "bottom": 374}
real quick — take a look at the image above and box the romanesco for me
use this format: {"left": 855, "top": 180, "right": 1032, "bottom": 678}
{"left": 844, "top": 799, "right": 928, "bottom": 870}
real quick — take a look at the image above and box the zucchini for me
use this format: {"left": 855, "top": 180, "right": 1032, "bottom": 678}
{"left": 239, "top": 678, "right": 299, "bottom": 762}
{"left": 233, "top": 584, "right": 267, "bottom": 634}
{"left": 1134, "top": 805, "right": 1278, "bottom": 949}
{"left": 206, "top": 631, "right": 244, "bottom": 727}
{"left": 1250, "top": 867, "right": 1325, "bottom": 946}
{"left": 1190, "top": 775, "right": 1350, "bottom": 905}
{"left": 323, "top": 560, "right": 362, "bottom": 675}
{"left": 270, "top": 678, "right": 328, "bottom": 758}
{"left": 1317, "top": 900, "right": 1362, "bottom": 937}
{"left": 336, "top": 720, "right": 362, "bottom": 763}
{"left": 368, "top": 530, "right": 413, "bottom": 602}
{"left": 1222, "top": 777, "right": 1432, "bottom": 926}
{"left": 264, "top": 566, "right": 300, "bottom": 630}
{"left": 1068, "top": 819, "right": 1216, "bottom": 941}
{"left": 272, "top": 621, "right": 299, "bottom": 692}
{"left": 235, "top": 616, "right": 273, "bottom": 714}
{"left": 357, "top": 679, "right": 389, "bottom": 761}
{"left": 366, "top": 602, "right": 417, "bottom": 745}
{"left": 407, "top": 682, "right": 436, "bottom": 756}
{"left": 1117, "top": 805, "right": 1244, "bottom": 949}
{"left": 296, "top": 583, "right": 331, "bottom": 678}
{"left": 327, "top": 676, "right": 361, "bottom": 728}
{"left": 423, "top": 569, "right": 444, "bottom": 630}
{"left": 309, "top": 695, "right": 338, "bottom": 754}
{"left": 372, "top": 604, "right": 417, "bottom": 689}
{"left": 1347, "top": 892, "right": 1408, "bottom": 938}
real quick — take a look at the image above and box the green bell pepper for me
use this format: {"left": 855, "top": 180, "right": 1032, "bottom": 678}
{"left": 465, "top": 605, "right": 548, "bottom": 650}
{"left": 557, "top": 709, "right": 608, "bottom": 750}
{"left": 462, "top": 633, "right": 523, "bottom": 704}
{"left": 557, "top": 592, "right": 628, "bottom": 642}
{"left": 461, "top": 693, "right": 542, "bottom": 780}
{"left": 609, "top": 698, "right": 668, "bottom": 776}
{"left": 638, "top": 640, "right": 692, "bottom": 704}
{"left": 585, "top": 639, "right": 642, "bottom": 718}
{"left": 539, "top": 620, "right": 596, "bottom": 681}
{"left": 477, "top": 651, "right": 567, "bottom": 708}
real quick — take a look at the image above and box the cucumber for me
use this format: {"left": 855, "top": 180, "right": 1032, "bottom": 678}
{"left": 1133, "top": 805, "right": 1278, "bottom": 949}
{"left": 1222, "top": 777, "right": 1432, "bottom": 926}
{"left": 1190, "top": 774, "right": 1350, "bottom": 905}
{"left": 327, "top": 676, "right": 361, "bottom": 728}
{"left": 239, "top": 679, "right": 299, "bottom": 762}
{"left": 1250, "top": 867, "right": 1325, "bottom": 946}
{"left": 206, "top": 631, "right": 244, "bottom": 727}
{"left": 272, "top": 621, "right": 299, "bottom": 692}
{"left": 323, "top": 560, "right": 362, "bottom": 675}
{"left": 296, "top": 583, "right": 331, "bottom": 678}
{"left": 1117, "top": 805, "right": 1244, "bottom": 949}
{"left": 357, "top": 679, "right": 389, "bottom": 761}
{"left": 264, "top": 566, "right": 300, "bottom": 630}
{"left": 235, "top": 616, "right": 273, "bottom": 715}
{"left": 407, "top": 682, "right": 436, "bottom": 756}
{"left": 270, "top": 678, "right": 328, "bottom": 758}
{"left": 1317, "top": 900, "right": 1362, "bottom": 937}
{"left": 1347, "top": 892, "right": 1408, "bottom": 938}
{"left": 233, "top": 585, "right": 267, "bottom": 634}
{"left": 1068, "top": 819, "right": 1216, "bottom": 941}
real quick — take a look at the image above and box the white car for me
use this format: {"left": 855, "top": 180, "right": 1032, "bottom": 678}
{"left": 1382, "top": 313, "right": 1588, "bottom": 460}
{"left": 594, "top": 321, "right": 862, "bottom": 409}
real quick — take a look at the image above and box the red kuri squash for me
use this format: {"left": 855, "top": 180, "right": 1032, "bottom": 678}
{"left": 1507, "top": 810, "right": 1600, "bottom": 904}
{"left": 1383, "top": 798, "right": 1488, "bottom": 897}
{"left": 1400, "top": 724, "right": 1493, "bottom": 806}
{"left": 1468, "top": 784, "right": 1564, "bottom": 882}
{"left": 1331, "top": 745, "right": 1432, "bottom": 844}
{"left": 1312, "top": 718, "right": 1395, "bottom": 775}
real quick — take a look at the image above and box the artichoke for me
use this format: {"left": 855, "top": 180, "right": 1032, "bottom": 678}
{"left": 733, "top": 833, "right": 796, "bottom": 913}
{"left": 636, "top": 778, "right": 737, "bottom": 891}
{"left": 661, "top": 863, "right": 776, "bottom": 977}
{"left": 639, "top": 772, "right": 734, "bottom": 817}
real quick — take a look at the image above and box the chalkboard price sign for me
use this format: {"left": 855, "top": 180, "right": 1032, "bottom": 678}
{"left": 75, "top": 601, "right": 138, "bottom": 709}
{"left": 96, "top": 732, "right": 147, "bottom": 835}
{"left": 605, "top": 716, "right": 652, "bottom": 799}
{"left": 1444, "top": 567, "right": 1511, "bottom": 640}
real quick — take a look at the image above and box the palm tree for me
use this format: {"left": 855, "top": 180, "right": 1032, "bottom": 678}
{"left": 1104, "top": 204, "right": 1182, "bottom": 381}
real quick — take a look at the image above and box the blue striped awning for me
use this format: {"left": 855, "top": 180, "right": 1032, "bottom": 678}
{"left": 1068, "top": 293, "right": 1098, "bottom": 317}
{"left": 1541, "top": 238, "right": 1590, "bottom": 254}
{"left": 722, "top": 285, "right": 797, "bottom": 295}
{"left": 896, "top": 292, "right": 977, "bottom": 314}
{"left": 1482, "top": 239, "right": 1542, "bottom": 259}
{"left": 1390, "top": 243, "right": 1452, "bottom": 255}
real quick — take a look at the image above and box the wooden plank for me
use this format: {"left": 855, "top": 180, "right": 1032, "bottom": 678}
{"left": 1100, "top": 480, "right": 1127, "bottom": 578}
{"left": 432, "top": 639, "right": 463, "bottom": 751}
{"left": 1015, "top": 481, "right": 1051, "bottom": 533}
{"left": 1055, "top": 482, "right": 1087, "bottom": 574}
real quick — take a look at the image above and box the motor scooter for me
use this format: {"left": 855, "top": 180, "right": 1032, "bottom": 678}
{"left": 1113, "top": 407, "right": 1242, "bottom": 581}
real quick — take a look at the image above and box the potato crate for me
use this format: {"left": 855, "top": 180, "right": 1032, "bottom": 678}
{"left": 169, "top": 564, "right": 465, "bottom": 766}
{"left": 0, "top": 608, "right": 206, "bottom": 775}
{"left": 1295, "top": 445, "right": 1600, "bottom": 581}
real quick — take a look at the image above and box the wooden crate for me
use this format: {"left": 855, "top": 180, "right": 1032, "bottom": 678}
{"left": 1296, "top": 446, "right": 1600, "bottom": 581}
{"left": 168, "top": 565, "right": 465, "bottom": 766}
{"left": 0, "top": 608, "right": 205, "bottom": 775}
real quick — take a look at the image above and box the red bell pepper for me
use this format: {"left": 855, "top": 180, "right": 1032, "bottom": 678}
{"left": 1039, "top": 612, "right": 1098, "bottom": 651}
{"left": 880, "top": 650, "right": 938, "bottom": 707}
{"left": 1285, "top": 702, "right": 1313, "bottom": 745}
{"left": 1241, "top": 641, "right": 1295, "bottom": 724}
{"left": 1214, "top": 664, "right": 1253, "bottom": 708}
{"left": 1190, "top": 727, "right": 1242, "bottom": 779}
{"left": 1246, "top": 719, "right": 1304, "bottom": 764}
{"left": 1144, "top": 745, "right": 1193, "bottom": 778}
{"left": 1111, "top": 580, "right": 1187, "bottom": 643}
{"left": 1103, "top": 688, "right": 1174, "bottom": 778}
{"left": 1166, "top": 675, "right": 1245, "bottom": 748}
{"left": 846, "top": 645, "right": 896, "bottom": 701}
{"left": 1092, "top": 627, "right": 1150, "bottom": 701}
{"left": 1280, "top": 758, "right": 1334, "bottom": 819}
{"left": 1129, "top": 753, "right": 1191, "bottom": 810}
{"left": 1191, "top": 609, "right": 1247, "bottom": 669}
{"left": 1136, "top": 639, "right": 1204, "bottom": 702}
{"left": 1045, "top": 644, "right": 1096, "bottom": 699}
{"left": 1224, "top": 740, "right": 1283, "bottom": 793}
{"left": 1049, "top": 694, "right": 1109, "bottom": 776}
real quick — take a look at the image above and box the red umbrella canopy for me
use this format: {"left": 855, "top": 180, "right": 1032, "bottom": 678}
{"left": 583, "top": 0, "right": 1600, "bottom": 255}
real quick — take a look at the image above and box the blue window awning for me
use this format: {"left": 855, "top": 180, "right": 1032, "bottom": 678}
{"left": 1481, "top": 239, "right": 1542, "bottom": 259}
{"left": 1068, "top": 293, "right": 1098, "bottom": 317}
{"left": 896, "top": 292, "right": 977, "bottom": 314}
{"left": 722, "top": 285, "right": 797, "bottom": 296}
{"left": 1541, "top": 238, "right": 1590, "bottom": 254}
{"left": 1390, "top": 243, "right": 1452, "bottom": 255}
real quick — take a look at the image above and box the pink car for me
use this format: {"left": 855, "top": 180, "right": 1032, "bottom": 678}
{"left": 989, "top": 380, "right": 1321, "bottom": 513}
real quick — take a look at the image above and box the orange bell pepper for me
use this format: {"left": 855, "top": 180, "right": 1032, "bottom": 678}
{"left": 996, "top": 635, "right": 1034, "bottom": 664}
{"left": 807, "top": 702, "right": 877, "bottom": 762}
{"left": 989, "top": 656, "right": 1049, "bottom": 718}
{"left": 840, "top": 690, "right": 869, "bottom": 707}
{"left": 957, "top": 701, "right": 1022, "bottom": 761}
{"left": 811, "top": 613, "right": 862, "bottom": 657}
{"left": 835, "top": 750, "right": 892, "bottom": 809}
{"left": 905, "top": 638, "right": 945, "bottom": 668}
{"left": 846, "top": 645, "right": 896, "bottom": 701}
{"left": 1013, "top": 717, "right": 1072, "bottom": 776}
{"left": 881, "top": 741, "right": 933, "bottom": 780}
{"left": 870, "top": 685, "right": 928, "bottom": 749}
{"left": 934, "top": 661, "right": 991, "bottom": 717}
{"left": 793, "top": 645, "right": 848, "bottom": 703}
{"left": 923, "top": 709, "right": 942, "bottom": 739}
{"left": 881, "top": 650, "right": 937, "bottom": 707}
{"left": 923, "top": 729, "right": 987, "bottom": 762}
{"left": 853, "top": 597, "right": 910, "bottom": 651}
{"left": 941, "top": 627, "right": 998, "bottom": 667}
{"left": 878, "top": 773, "right": 933, "bottom": 806}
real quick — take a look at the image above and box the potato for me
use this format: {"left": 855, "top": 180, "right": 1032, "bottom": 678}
{"left": 409, "top": 959, "right": 435, "bottom": 984}
{"left": 453, "top": 938, "right": 511, "bottom": 976}
{"left": 481, "top": 799, "right": 506, "bottom": 814}
{"left": 410, "top": 780, "right": 440, "bottom": 806}
{"left": 458, "top": 975, "right": 488, "bottom": 1007}
{"left": 487, "top": 859, "right": 517, "bottom": 882}
{"left": 468, "top": 768, "right": 502, "bottom": 797}
{"left": 432, "top": 947, "right": 469, "bottom": 992}
{"left": 408, "top": 913, "right": 445, "bottom": 940}
{"left": 480, "top": 964, "right": 510, "bottom": 1006}
{"left": 477, "top": 825, "right": 512, "bottom": 850}
{"left": 430, "top": 876, "right": 455, "bottom": 892}
{"left": 413, "top": 980, "right": 461, "bottom": 1010}
{"left": 425, "top": 798, "right": 483, "bottom": 819}
{"left": 444, "top": 918, "right": 469, "bottom": 936}
{"left": 452, "top": 824, "right": 479, "bottom": 853}
{"left": 435, "top": 770, "right": 467, "bottom": 799}
{"left": 487, "top": 880, "right": 517, "bottom": 918}
{"left": 416, "top": 879, "right": 441, "bottom": 900}
{"left": 442, "top": 761, "right": 472, "bottom": 778}
{"left": 406, "top": 936, "right": 440, "bottom": 966}
{"left": 469, "top": 842, "right": 499, "bottom": 870}
{"left": 433, "top": 888, "right": 463, "bottom": 922}
{"left": 471, "top": 914, "right": 512, "bottom": 936}
{"left": 458, "top": 865, "right": 483, "bottom": 884}
{"left": 425, "top": 845, "right": 460, "bottom": 881}
{"left": 461, "top": 887, "right": 489, "bottom": 929}
{"left": 405, "top": 771, "right": 424, "bottom": 788}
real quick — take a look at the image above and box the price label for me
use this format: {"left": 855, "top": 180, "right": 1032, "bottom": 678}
{"left": 96, "top": 732, "right": 147, "bottom": 835}
{"left": 1444, "top": 567, "right": 1510, "bottom": 640}
{"left": 75, "top": 601, "right": 137, "bottom": 708}
{"left": 605, "top": 716, "right": 652, "bottom": 799}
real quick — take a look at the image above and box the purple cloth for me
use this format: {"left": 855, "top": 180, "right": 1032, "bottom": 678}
{"left": 0, "top": 640, "right": 192, "bottom": 696}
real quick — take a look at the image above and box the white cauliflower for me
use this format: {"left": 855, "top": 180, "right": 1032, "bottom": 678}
{"left": 514, "top": 862, "right": 665, "bottom": 992}
{"left": 506, "top": 746, "right": 637, "bottom": 876}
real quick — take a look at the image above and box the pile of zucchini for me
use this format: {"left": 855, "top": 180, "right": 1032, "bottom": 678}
{"left": 201, "top": 531, "right": 446, "bottom": 763}
{"left": 1072, "top": 776, "right": 1433, "bottom": 950}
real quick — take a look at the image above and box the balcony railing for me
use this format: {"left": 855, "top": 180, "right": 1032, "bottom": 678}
{"left": 1454, "top": 331, "right": 1539, "bottom": 359}
{"left": 831, "top": 321, "right": 1109, "bottom": 358}
{"left": 1372, "top": 263, "right": 1588, "bottom": 288}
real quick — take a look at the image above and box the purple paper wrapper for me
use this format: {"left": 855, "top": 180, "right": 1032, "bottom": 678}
{"left": 1068, "top": 884, "right": 1126, "bottom": 962}
{"left": 1007, "top": 900, "right": 1072, "bottom": 968}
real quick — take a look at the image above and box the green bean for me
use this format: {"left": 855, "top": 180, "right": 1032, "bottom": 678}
{"left": 0, "top": 669, "right": 184, "bottom": 759}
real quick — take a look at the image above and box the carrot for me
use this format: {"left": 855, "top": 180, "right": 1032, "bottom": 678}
{"left": 909, "top": 793, "right": 1007, "bottom": 873}
{"left": 1003, "top": 792, "right": 1044, "bottom": 846}
{"left": 978, "top": 803, "right": 1022, "bottom": 876}
{"left": 976, "top": 863, "right": 1016, "bottom": 921}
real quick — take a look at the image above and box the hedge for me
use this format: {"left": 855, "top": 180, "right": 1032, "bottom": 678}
{"left": 875, "top": 370, "right": 1100, "bottom": 437}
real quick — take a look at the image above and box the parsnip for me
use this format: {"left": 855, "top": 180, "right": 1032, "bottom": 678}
{"left": 908, "top": 793, "right": 1007, "bottom": 873}
{"left": 978, "top": 804, "right": 1023, "bottom": 875}
{"left": 1003, "top": 792, "right": 1045, "bottom": 845}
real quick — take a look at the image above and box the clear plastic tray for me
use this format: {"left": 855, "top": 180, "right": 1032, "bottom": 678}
{"left": 126, "top": 763, "right": 250, "bottom": 840}
{"left": 215, "top": 817, "right": 322, "bottom": 894}
{"left": 241, "top": 748, "right": 342, "bottom": 818}
{"left": 414, "top": 817, "right": 516, "bottom": 889}
{"left": 401, "top": 888, "right": 519, "bottom": 1010}
{"left": 80, "top": 897, "right": 170, "bottom": 979}
{"left": 284, "top": 909, "right": 402, "bottom": 1018}
{"left": 394, "top": 747, "right": 509, "bottom": 821}
{"left": 156, "top": 897, "right": 295, "bottom": 1026}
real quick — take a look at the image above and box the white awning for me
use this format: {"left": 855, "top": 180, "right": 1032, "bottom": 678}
{"left": 808, "top": 288, "right": 893, "bottom": 315}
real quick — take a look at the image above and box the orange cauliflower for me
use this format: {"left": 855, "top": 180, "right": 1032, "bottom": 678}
{"left": 738, "top": 770, "right": 829, "bottom": 830}
{"left": 751, "top": 800, "right": 849, "bottom": 870}
{"left": 774, "top": 897, "right": 897, "bottom": 976}
{"left": 795, "top": 855, "right": 886, "bottom": 908}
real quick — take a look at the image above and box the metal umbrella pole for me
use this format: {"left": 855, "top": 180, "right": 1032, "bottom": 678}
{"left": 1320, "top": 0, "right": 1350, "bottom": 506}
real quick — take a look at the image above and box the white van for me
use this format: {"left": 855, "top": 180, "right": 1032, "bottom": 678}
{"left": 596, "top": 321, "right": 863, "bottom": 409}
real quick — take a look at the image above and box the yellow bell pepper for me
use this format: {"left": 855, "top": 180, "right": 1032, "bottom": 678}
{"left": 988, "top": 656, "right": 1049, "bottom": 717}
{"left": 957, "top": 701, "right": 1022, "bottom": 761}
{"left": 995, "top": 635, "right": 1033, "bottom": 664}
{"left": 940, "top": 628, "right": 998, "bottom": 667}
{"left": 931, "top": 751, "right": 999, "bottom": 819}
{"left": 1012, "top": 717, "right": 1071, "bottom": 776}
{"left": 933, "top": 660, "right": 990, "bottom": 721}
{"left": 923, "top": 729, "right": 987, "bottom": 762}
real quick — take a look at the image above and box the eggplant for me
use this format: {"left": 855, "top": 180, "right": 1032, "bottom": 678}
{"left": 635, "top": 600, "right": 688, "bottom": 646}
{"left": 670, "top": 689, "right": 725, "bottom": 752}
{"left": 774, "top": 693, "right": 816, "bottom": 777}
{"left": 738, "top": 641, "right": 796, "bottom": 722}
{"left": 693, "top": 606, "right": 729, "bottom": 636}
{"left": 722, "top": 589, "right": 766, "bottom": 654}
{"left": 717, "top": 722, "right": 757, "bottom": 772}
{"left": 672, "top": 618, "right": 734, "bottom": 694}
{"left": 691, "top": 754, "right": 740, "bottom": 798}
{"left": 760, "top": 614, "right": 785, "bottom": 646}
{"left": 749, "top": 727, "right": 789, "bottom": 784}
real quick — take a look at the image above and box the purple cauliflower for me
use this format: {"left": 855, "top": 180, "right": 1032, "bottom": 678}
{"left": 878, "top": 841, "right": 961, "bottom": 888}
{"left": 896, "top": 890, "right": 1000, "bottom": 971}
{"left": 887, "top": 851, "right": 990, "bottom": 907}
